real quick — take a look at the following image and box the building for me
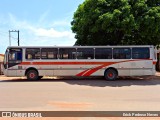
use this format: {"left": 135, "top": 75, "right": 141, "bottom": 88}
{"left": 0, "top": 54, "right": 4, "bottom": 75}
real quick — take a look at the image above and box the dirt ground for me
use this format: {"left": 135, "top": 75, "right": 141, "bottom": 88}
{"left": 0, "top": 73, "right": 160, "bottom": 120}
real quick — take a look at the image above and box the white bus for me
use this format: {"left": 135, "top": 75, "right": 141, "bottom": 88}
{"left": 2, "top": 45, "right": 157, "bottom": 80}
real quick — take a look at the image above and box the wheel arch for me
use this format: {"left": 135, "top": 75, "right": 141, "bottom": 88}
{"left": 104, "top": 67, "right": 118, "bottom": 76}
{"left": 25, "top": 67, "right": 39, "bottom": 76}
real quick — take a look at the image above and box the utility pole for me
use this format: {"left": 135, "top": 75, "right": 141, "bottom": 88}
{"left": 9, "top": 30, "right": 11, "bottom": 46}
{"left": 18, "top": 30, "right": 19, "bottom": 46}
{"left": 9, "top": 30, "right": 20, "bottom": 46}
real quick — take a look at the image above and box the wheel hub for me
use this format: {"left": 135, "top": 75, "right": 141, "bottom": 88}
{"left": 30, "top": 73, "right": 35, "bottom": 78}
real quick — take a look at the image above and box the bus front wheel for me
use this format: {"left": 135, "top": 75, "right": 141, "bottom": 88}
{"left": 104, "top": 69, "right": 118, "bottom": 81}
{"left": 26, "top": 70, "right": 38, "bottom": 80}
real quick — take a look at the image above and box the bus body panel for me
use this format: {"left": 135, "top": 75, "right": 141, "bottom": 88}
{"left": 2, "top": 45, "right": 157, "bottom": 78}
{"left": 4, "top": 59, "right": 155, "bottom": 77}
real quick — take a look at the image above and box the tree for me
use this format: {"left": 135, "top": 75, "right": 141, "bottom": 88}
{"left": 71, "top": 0, "right": 160, "bottom": 46}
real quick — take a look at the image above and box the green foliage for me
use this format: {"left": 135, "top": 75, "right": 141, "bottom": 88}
{"left": 71, "top": 0, "right": 160, "bottom": 46}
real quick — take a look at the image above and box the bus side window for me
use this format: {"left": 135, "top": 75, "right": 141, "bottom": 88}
{"left": 113, "top": 48, "right": 131, "bottom": 59}
{"left": 95, "top": 48, "right": 112, "bottom": 59}
{"left": 41, "top": 48, "right": 58, "bottom": 59}
{"left": 26, "top": 48, "right": 40, "bottom": 59}
{"left": 59, "top": 48, "right": 76, "bottom": 59}
{"left": 132, "top": 48, "right": 149, "bottom": 59}
{"left": 77, "top": 48, "right": 94, "bottom": 59}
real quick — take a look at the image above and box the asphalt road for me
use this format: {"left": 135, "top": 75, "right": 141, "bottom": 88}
{"left": 0, "top": 76, "right": 160, "bottom": 111}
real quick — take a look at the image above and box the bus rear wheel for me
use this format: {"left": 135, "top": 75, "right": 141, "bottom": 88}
{"left": 104, "top": 69, "right": 118, "bottom": 81}
{"left": 26, "top": 70, "right": 38, "bottom": 80}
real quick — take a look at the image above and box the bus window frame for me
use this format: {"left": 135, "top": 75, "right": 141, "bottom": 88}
{"left": 113, "top": 48, "right": 131, "bottom": 59}
{"left": 25, "top": 48, "right": 41, "bottom": 60}
{"left": 41, "top": 48, "right": 58, "bottom": 59}
{"left": 132, "top": 47, "right": 150, "bottom": 59}
{"left": 59, "top": 48, "right": 76, "bottom": 60}
{"left": 77, "top": 48, "right": 94, "bottom": 59}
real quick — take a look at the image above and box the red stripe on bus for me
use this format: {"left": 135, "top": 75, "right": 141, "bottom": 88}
{"left": 81, "top": 62, "right": 118, "bottom": 76}
{"left": 20, "top": 61, "right": 117, "bottom": 65}
{"left": 19, "top": 59, "right": 154, "bottom": 76}
{"left": 20, "top": 59, "right": 152, "bottom": 66}
{"left": 82, "top": 64, "right": 107, "bottom": 76}
{"left": 75, "top": 59, "right": 153, "bottom": 76}
{"left": 20, "top": 61, "right": 118, "bottom": 77}
{"left": 76, "top": 62, "right": 117, "bottom": 76}
{"left": 76, "top": 69, "right": 90, "bottom": 76}
{"left": 153, "top": 61, "right": 157, "bottom": 65}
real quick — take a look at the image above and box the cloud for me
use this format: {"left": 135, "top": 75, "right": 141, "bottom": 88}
{"left": 51, "top": 21, "right": 70, "bottom": 27}
{"left": 33, "top": 28, "right": 74, "bottom": 38}
{"left": 6, "top": 13, "right": 76, "bottom": 46}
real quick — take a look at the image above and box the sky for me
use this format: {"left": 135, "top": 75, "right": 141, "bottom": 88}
{"left": 0, "top": 0, "right": 84, "bottom": 53}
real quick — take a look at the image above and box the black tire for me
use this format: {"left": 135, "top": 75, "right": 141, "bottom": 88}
{"left": 104, "top": 69, "right": 118, "bottom": 81}
{"left": 26, "top": 70, "right": 38, "bottom": 80}
{"left": 38, "top": 76, "right": 43, "bottom": 80}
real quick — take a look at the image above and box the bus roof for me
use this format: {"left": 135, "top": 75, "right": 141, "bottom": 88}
{"left": 7, "top": 45, "right": 154, "bottom": 49}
